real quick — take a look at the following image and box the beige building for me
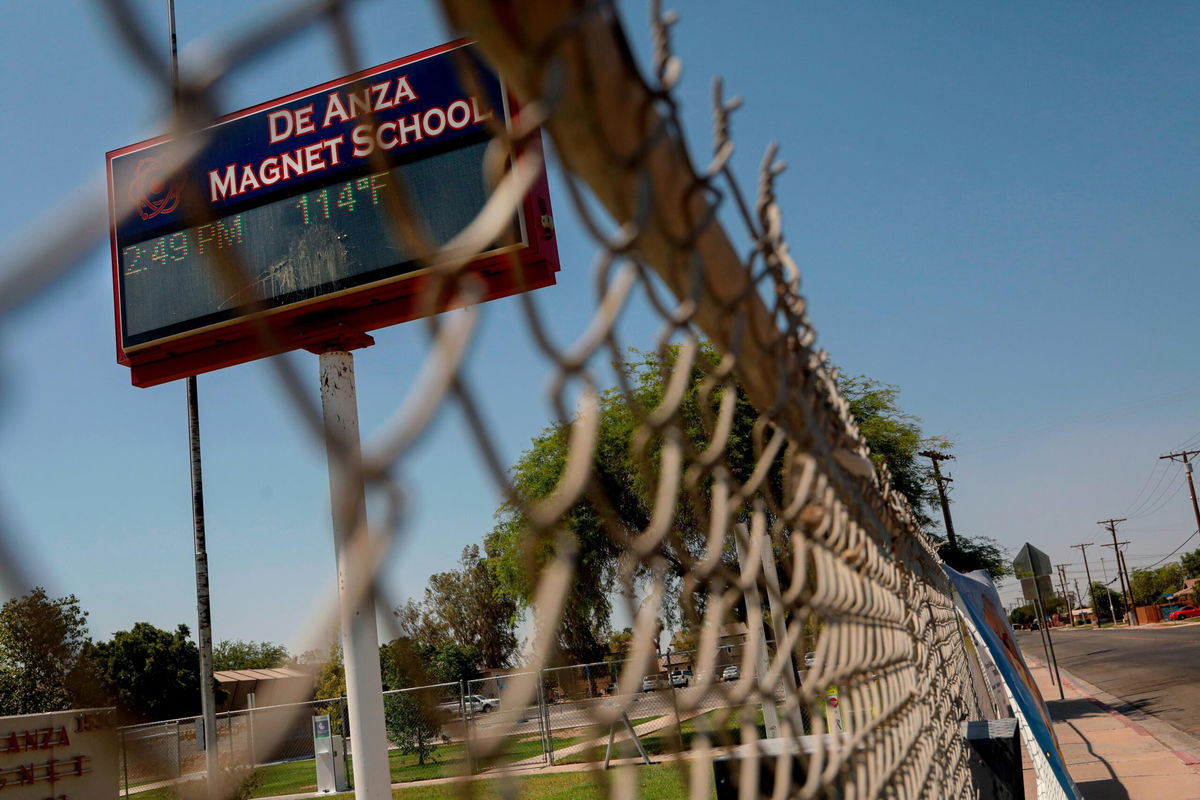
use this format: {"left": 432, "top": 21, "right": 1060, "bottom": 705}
{"left": 214, "top": 666, "right": 318, "bottom": 712}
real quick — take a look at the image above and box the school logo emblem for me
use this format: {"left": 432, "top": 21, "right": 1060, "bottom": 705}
{"left": 129, "top": 157, "right": 181, "bottom": 220}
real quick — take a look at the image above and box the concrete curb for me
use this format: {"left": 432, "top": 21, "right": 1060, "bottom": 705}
{"left": 1028, "top": 654, "right": 1200, "bottom": 775}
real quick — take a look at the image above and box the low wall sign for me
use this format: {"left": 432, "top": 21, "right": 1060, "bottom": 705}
{"left": 0, "top": 708, "right": 117, "bottom": 799}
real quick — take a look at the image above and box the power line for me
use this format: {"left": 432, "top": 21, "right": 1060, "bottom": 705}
{"left": 1137, "top": 529, "right": 1200, "bottom": 571}
{"left": 1126, "top": 461, "right": 1181, "bottom": 518}
{"left": 1159, "top": 450, "right": 1200, "bottom": 532}
{"left": 1171, "top": 429, "right": 1200, "bottom": 452}
{"left": 1121, "top": 458, "right": 1171, "bottom": 517}
{"left": 1129, "top": 478, "right": 1186, "bottom": 520}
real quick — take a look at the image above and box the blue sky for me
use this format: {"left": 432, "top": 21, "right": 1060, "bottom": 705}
{"left": 1, "top": 0, "right": 1198, "bottom": 651}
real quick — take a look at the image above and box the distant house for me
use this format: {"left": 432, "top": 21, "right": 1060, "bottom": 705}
{"left": 1169, "top": 577, "right": 1199, "bottom": 606}
{"left": 214, "top": 666, "right": 319, "bottom": 712}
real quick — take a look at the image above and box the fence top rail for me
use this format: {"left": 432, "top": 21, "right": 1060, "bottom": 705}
{"left": 118, "top": 696, "right": 340, "bottom": 733}
{"left": 382, "top": 680, "right": 461, "bottom": 696}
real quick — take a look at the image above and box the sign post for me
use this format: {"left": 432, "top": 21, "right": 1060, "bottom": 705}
{"left": 1013, "top": 542, "right": 1063, "bottom": 699}
{"left": 319, "top": 348, "right": 390, "bottom": 800}
{"left": 164, "top": 3, "right": 219, "bottom": 795}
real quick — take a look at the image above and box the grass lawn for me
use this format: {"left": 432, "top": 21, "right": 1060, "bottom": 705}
{"left": 130, "top": 717, "right": 665, "bottom": 799}
{"left": 129, "top": 761, "right": 695, "bottom": 800}
{"left": 388, "top": 762, "right": 694, "bottom": 800}
{"left": 558, "top": 707, "right": 768, "bottom": 765}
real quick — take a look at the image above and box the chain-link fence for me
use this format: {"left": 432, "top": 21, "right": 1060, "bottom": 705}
{"left": 119, "top": 648, "right": 844, "bottom": 797}
{"left": 0, "top": 0, "right": 1007, "bottom": 797}
{"left": 118, "top": 696, "right": 349, "bottom": 796}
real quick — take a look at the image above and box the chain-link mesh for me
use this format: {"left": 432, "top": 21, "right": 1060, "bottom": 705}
{"left": 0, "top": 0, "right": 999, "bottom": 797}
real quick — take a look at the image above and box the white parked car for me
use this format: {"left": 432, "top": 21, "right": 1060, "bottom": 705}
{"left": 641, "top": 675, "right": 663, "bottom": 692}
{"left": 465, "top": 694, "right": 498, "bottom": 713}
{"left": 440, "top": 694, "right": 499, "bottom": 715}
{"left": 669, "top": 668, "right": 693, "bottom": 688}
{"left": 721, "top": 665, "right": 740, "bottom": 682}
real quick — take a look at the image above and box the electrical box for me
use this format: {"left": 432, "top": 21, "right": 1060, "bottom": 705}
{"left": 312, "top": 715, "right": 348, "bottom": 793}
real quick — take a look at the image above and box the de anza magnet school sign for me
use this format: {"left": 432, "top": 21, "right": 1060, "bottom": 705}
{"left": 107, "top": 40, "right": 559, "bottom": 387}
{"left": 0, "top": 708, "right": 117, "bottom": 798}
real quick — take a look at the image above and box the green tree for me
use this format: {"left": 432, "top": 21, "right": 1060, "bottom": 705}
{"left": 380, "top": 635, "right": 482, "bottom": 689}
{"left": 839, "top": 375, "right": 937, "bottom": 530}
{"left": 1181, "top": 547, "right": 1200, "bottom": 580}
{"left": 942, "top": 536, "right": 1012, "bottom": 580}
{"left": 1129, "top": 564, "right": 1184, "bottom": 607}
{"left": 392, "top": 599, "right": 446, "bottom": 647}
{"left": 1040, "top": 593, "right": 1068, "bottom": 617}
{"left": 313, "top": 640, "right": 346, "bottom": 700}
{"left": 383, "top": 691, "right": 442, "bottom": 767}
{"left": 423, "top": 545, "right": 518, "bottom": 669}
{"left": 212, "top": 639, "right": 289, "bottom": 671}
{"left": 1092, "top": 583, "right": 1126, "bottom": 623}
{"left": 428, "top": 643, "right": 483, "bottom": 686}
{"left": 91, "top": 623, "right": 200, "bottom": 722}
{"left": 486, "top": 345, "right": 1005, "bottom": 662}
{"left": 486, "top": 345, "right": 764, "bottom": 664}
{"left": 605, "top": 627, "right": 634, "bottom": 663}
{"left": 379, "top": 637, "right": 445, "bottom": 767}
{"left": 0, "top": 588, "right": 98, "bottom": 715}
{"left": 1008, "top": 605, "right": 1035, "bottom": 627}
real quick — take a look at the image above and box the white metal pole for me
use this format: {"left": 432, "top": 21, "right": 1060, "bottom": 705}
{"left": 732, "top": 524, "right": 780, "bottom": 740}
{"left": 747, "top": 522, "right": 804, "bottom": 735}
{"left": 319, "top": 350, "right": 391, "bottom": 800}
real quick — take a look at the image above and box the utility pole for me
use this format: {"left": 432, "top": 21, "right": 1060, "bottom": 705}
{"left": 1098, "top": 557, "right": 1119, "bottom": 625}
{"left": 1104, "top": 541, "right": 1134, "bottom": 626}
{"left": 1159, "top": 450, "right": 1200, "bottom": 533}
{"left": 1071, "top": 542, "right": 1099, "bottom": 628}
{"left": 1099, "top": 518, "right": 1133, "bottom": 625}
{"left": 1055, "top": 564, "right": 1075, "bottom": 627}
{"left": 919, "top": 450, "right": 958, "bottom": 552}
{"left": 1099, "top": 556, "right": 1118, "bottom": 623}
{"left": 1117, "top": 542, "right": 1134, "bottom": 622}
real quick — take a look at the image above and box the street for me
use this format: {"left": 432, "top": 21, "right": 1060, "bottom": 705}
{"left": 1016, "top": 626, "right": 1200, "bottom": 739}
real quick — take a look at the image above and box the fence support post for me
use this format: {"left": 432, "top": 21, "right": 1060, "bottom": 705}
{"left": 460, "top": 680, "right": 475, "bottom": 775}
{"left": 733, "top": 523, "right": 781, "bottom": 740}
{"left": 121, "top": 728, "right": 129, "bottom": 798}
{"left": 247, "top": 692, "right": 257, "bottom": 768}
{"left": 539, "top": 671, "right": 554, "bottom": 766}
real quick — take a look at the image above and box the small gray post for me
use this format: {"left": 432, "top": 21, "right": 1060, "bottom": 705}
{"left": 247, "top": 692, "right": 257, "bottom": 767}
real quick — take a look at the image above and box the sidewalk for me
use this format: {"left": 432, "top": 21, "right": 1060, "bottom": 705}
{"left": 1024, "top": 656, "right": 1200, "bottom": 799}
